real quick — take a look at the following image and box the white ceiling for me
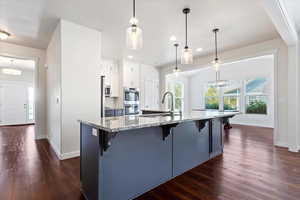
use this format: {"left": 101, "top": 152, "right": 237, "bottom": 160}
{"left": 281, "top": 0, "right": 300, "bottom": 31}
{"left": 0, "top": 0, "right": 279, "bottom": 66}
{"left": 0, "top": 56, "right": 35, "bottom": 70}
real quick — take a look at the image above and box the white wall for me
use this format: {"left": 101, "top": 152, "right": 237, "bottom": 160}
{"left": 0, "top": 41, "right": 47, "bottom": 139}
{"left": 60, "top": 20, "right": 101, "bottom": 157}
{"left": 188, "top": 55, "right": 274, "bottom": 128}
{"left": 46, "top": 20, "right": 101, "bottom": 159}
{"left": 46, "top": 23, "right": 62, "bottom": 156}
{"left": 159, "top": 38, "right": 288, "bottom": 148}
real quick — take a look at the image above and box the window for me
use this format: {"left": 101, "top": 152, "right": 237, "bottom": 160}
{"left": 223, "top": 81, "right": 241, "bottom": 111}
{"left": 202, "top": 77, "right": 269, "bottom": 115}
{"left": 245, "top": 77, "right": 268, "bottom": 114}
{"left": 204, "top": 86, "right": 219, "bottom": 110}
{"left": 167, "top": 82, "right": 184, "bottom": 111}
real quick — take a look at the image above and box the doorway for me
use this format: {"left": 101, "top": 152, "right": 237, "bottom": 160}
{"left": 0, "top": 56, "right": 35, "bottom": 126}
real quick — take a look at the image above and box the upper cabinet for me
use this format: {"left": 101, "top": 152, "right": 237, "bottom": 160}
{"left": 122, "top": 60, "right": 140, "bottom": 89}
{"left": 102, "top": 59, "right": 160, "bottom": 110}
{"left": 140, "top": 64, "right": 160, "bottom": 110}
{"left": 101, "top": 59, "right": 119, "bottom": 97}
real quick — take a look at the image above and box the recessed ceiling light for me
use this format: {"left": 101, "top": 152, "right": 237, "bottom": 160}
{"left": 2, "top": 68, "right": 22, "bottom": 76}
{"left": 127, "top": 55, "right": 133, "bottom": 59}
{"left": 169, "top": 35, "right": 177, "bottom": 42}
{"left": 0, "top": 30, "right": 10, "bottom": 40}
{"left": 196, "top": 48, "right": 203, "bottom": 52}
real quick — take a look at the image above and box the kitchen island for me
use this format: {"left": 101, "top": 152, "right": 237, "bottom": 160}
{"left": 79, "top": 111, "right": 238, "bottom": 200}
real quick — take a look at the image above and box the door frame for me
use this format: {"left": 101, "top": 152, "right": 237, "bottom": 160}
{"left": 162, "top": 49, "right": 278, "bottom": 146}
{"left": 0, "top": 80, "right": 33, "bottom": 125}
{"left": 0, "top": 53, "right": 39, "bottom": 139}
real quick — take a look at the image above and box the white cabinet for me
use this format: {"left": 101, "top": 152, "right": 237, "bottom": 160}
{"left": 101, "top": 59, "right": 119, "bottom": 97}
{"left": 140, "top": 64, "right": 160, "bottom": 110}
{"left": 114, "top": 60, "right": 160, "bottom": 110}
{"left": 122, "top": 60, "right": 140, "bottom": 89}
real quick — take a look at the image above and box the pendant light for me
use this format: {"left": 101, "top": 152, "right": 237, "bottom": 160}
{"left": 181, "top": 8, "right": 193, "bottom": 64}
{"left": 173, "top": 43, "right": 181, "bottom": 77}
{"left": 126, "top": 0, "right": 143, "bottom": 50}
{"left": 211, "top": 28, "right": 227, "bottom": 87}
{"left": 212, "top": 28, "right": 221, "bottom": 71}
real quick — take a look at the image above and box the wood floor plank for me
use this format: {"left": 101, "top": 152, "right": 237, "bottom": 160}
{"left": 0, "top": 124, "right": 299, "bottom": 200}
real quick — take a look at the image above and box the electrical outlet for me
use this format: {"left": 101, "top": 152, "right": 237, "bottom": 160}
{"left": 92, "top": 128, "right": 98, "bottom": 137}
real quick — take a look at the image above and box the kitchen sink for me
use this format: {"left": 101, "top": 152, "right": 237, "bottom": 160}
{"left": 139, "top": 113, "right": 172, "bottom": 118}
{"left": 139, "top": 112, "right": 182, "bottom": 118}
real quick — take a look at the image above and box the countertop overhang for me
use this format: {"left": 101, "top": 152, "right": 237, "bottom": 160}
{"left": 79, "top": 111, "right": 239, "bottom": 133}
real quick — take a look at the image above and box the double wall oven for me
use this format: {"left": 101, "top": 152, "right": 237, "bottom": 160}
{"left": 124, "top": 88, "right": 140, "bottom": 115}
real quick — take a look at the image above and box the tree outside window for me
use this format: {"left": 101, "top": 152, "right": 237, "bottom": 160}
{"left": 167, "top": 82, "right": 184, "bottom": 112}
{"left": 205, "top": 86, "right": 219, "bottom": 110}
{"left": 223, "top": 81, "right": 241, "bottom": 111}
{"left": 203, "top": 77, "right": 268, "bottom": 115}
{"left": 245, "top": 77, "right": 268, "bottom": 114}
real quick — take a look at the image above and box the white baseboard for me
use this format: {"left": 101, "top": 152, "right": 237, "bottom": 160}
{"left": 274, "top": 141, "right": 288, "bottom": 148}
{"left": 231, "top": 122, "right": 274, "bottom": 128}
{"left": 35, "top": 134, "right": 47, "bottom": 140}
{"left": 46, "top": 137, "right": 80, "bottom": 160}
{"left": 47, "top": 138, "right": 62, "bottom": 160}
{"left": 288, "top": 147, "right": 300, "bottom": 153}
{"left": 60, "top": 151, "right": 80, "bottom": 160}
{"left": 274, "top": 141, "right": 299, "bottom": 152}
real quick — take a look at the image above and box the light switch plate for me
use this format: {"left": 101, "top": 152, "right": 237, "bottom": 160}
{"left": 92, "top": 128, "right": 98, "bottom": 136}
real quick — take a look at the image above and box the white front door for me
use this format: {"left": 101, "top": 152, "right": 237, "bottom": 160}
{"left": 0, "top": 83, "right": 31, "bottom": 125}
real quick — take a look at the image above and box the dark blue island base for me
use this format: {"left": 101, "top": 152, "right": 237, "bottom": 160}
{"left": 79, "top": 113, "right": 235, "bottom": 200}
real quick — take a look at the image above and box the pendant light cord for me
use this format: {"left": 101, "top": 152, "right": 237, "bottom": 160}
{"left": 133, "top": 0, "right": 136, "bottom": 18}
{"left": 185, "top": 13, "right": 188, "bottom": 48}
{"left": 175, "top": 44, "right": 178, "bottom": 69}
{"left": 214, "top": 30, "right": 218, "bottom": 60}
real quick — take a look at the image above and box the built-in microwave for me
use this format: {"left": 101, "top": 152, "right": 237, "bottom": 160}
{"left": 124, "top": 88, "right": 139, "bottom": 102}
{"left": 124, "top": 88, "right": 139, "bottom": 115}
{"left": 124, "top": 103, "right": 139, "bottom": 115}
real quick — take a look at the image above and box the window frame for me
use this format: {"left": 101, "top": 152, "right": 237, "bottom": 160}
{"left": 202, "top": 77, "right": 269, "bottom": 115}
{"left": 222, "top": 81, "right": 241, "bottom": 111}
{"left": 244, "top": 78, "right": 269, "bottom": 115}
{"left": 167, "top": 80, "right": 184, "bottom": 112}
{"left": 204, "top": 85, "right": 219, "bottom": 110}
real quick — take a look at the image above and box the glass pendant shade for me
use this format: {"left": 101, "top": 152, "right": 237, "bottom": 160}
{"left": 212, "top": 59, "right": 221, "bottom": 71}
{"left": 126, "top": 0, "right": 143, "bottom": 50}
{"left": 181, "top": 47, "right": 193, "bottom": 64}
{"left": 173, "top": 68, "right": 181, "bottom": 77}
{"left": 126, "top": 24, "right": 143, "bottom": 50}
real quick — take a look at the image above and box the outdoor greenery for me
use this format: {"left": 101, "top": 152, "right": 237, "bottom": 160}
{"left": 246, "top": 100, "right": 267, "bottom": 114}
{"left": 205, "top": 87, "right": 219, "bottom": 109}
{"left": 223, "top": 96, "right": 238, "bottom": 110}
{"left": 175, "top": 98, "right": 182, "bottom": 110}
{"left": 167, "top": 82, "right": 184, "bottom": 111}
{"left": 202, "top": 78, "right": 268, "bottom": 114}
{"left": 174, "top": 83, "right": 182, "bottom": 97}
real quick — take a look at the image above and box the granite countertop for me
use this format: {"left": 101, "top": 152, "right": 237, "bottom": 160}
{"left": 79, "top": 111, "right": 239, "bottom": 133}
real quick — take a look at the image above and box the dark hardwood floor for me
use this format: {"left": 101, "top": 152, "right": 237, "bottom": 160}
{"left": 1, "top": 124, "right": 300, "bottom": 200}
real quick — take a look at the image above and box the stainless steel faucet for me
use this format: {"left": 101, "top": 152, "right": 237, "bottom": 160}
{"left": 162, "top": 91, "right": 174, "bottom": 115}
